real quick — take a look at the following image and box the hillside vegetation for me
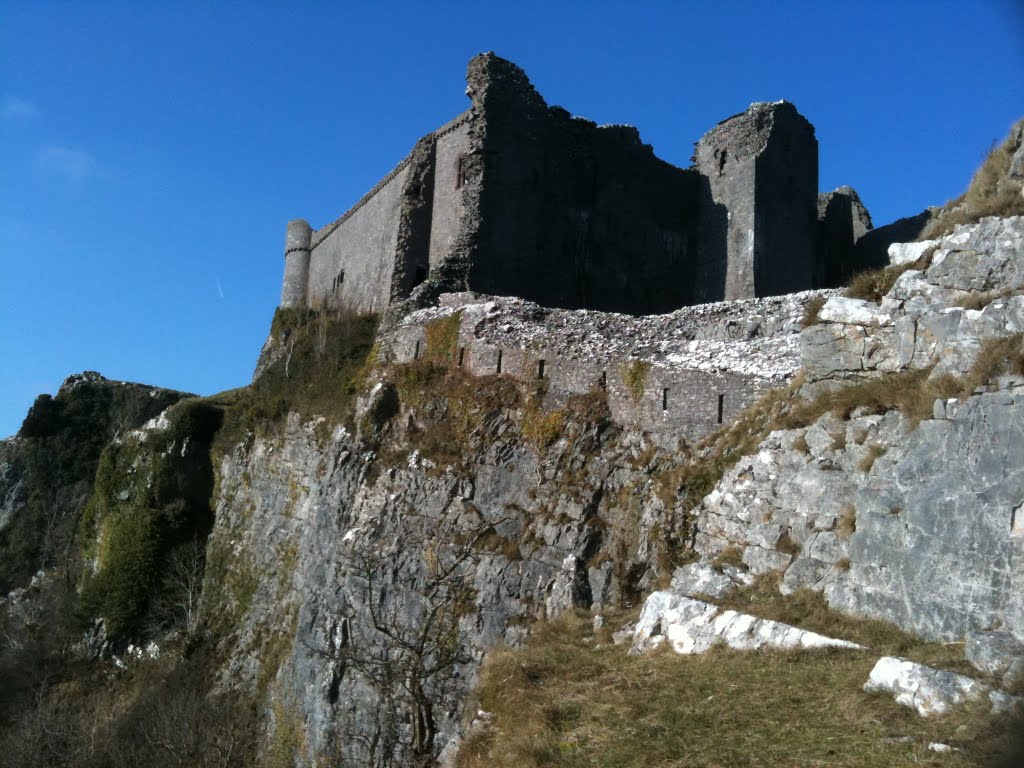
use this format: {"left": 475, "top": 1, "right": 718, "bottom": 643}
{"left": 458, "top": 611, "right": 1024, "bottom": 768}
{"left": 920, "top": 118, "right": 1024, "bottom": 239}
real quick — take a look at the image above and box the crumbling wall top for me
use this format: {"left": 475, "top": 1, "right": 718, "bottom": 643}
{"left": 396, "top": 290, "right": 836, "bottom": 382}
{"left": 695, "top": 100, "right": 816, "bottom": 162}
{"left": 465, "top": 52, "right": 546, "bottom": 115}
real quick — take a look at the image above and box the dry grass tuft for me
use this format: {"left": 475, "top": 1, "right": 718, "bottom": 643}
{"left": 801, "top": 295, "right": 826, "bottom": 327}
{"left": 845, "top": 248, "right": 934, "bottom": 303}
{"left": 921, "top": 119, "right": 1024, "bottom": 240}
{"left": 956, "top": 287, "right": 1019, "bottom": 311}
{"left": 858, "top": 443, "right": 888, "bottom": 473}
{"left": 713, "top": 575, "right": 983, "bottom": 675}
{"left": 710, "top": 543, "right": 746, "bottom": 572}
{"left": 838, "top": 504, "right": 857, "bottom": 539}
{"left": 960, "top": 332, "right": 1024, "bottom": 392}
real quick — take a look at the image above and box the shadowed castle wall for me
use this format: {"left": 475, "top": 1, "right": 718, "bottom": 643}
{"left": 464, "top": 55, "right": 700, "bottom": 315}
{"left": 280, "top": 53, "right": 884, "bottom": 320}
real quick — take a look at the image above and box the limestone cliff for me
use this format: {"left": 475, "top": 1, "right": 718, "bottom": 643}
{"left": 694, "top": 216, "right": 1024, "bottom": 685}
{"left": 2, "top": 213, "right": 1024, "bottom": 766}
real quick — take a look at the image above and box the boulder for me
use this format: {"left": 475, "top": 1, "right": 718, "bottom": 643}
{"left": 631, "top": 592, "right": 862, "bottom": 655}
{"left": 864, "top": 656, "right": 989, "bottom": 716}
{"left": 817, "top": 297, "right": 891, "bottom": 327}
{"left": 888, "top": 239, "right": 936, "bottom": 266}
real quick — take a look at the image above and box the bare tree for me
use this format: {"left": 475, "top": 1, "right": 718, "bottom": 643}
{"left": 151, "top": 538, "right": 206, "bottom": 639}
{"left": 305, "top": 513, "right": 507, "bottom": 767}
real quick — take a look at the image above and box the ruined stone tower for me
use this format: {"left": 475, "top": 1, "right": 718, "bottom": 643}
{"left": 693, "top": 102, "right": 819, "bottom": 301}
{"left": 278, "top": 53, "right": 876, "bottom": 316}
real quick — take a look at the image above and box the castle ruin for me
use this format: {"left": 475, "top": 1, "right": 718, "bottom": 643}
{"left": 279, "top": 53, "right": 882, "bottom": 317}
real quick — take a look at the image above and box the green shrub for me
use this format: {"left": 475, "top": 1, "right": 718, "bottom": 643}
{"left": 209, "top": 309, "right": 379, "bottom": 451}
{"left": 423, "top": 311, "right": 462, "bottom": 363}
{"left": 77, "top": 403, "right": 218, "bottom": 639}
{"left": 621, "top": 360, "right": 651, "bottom": 402}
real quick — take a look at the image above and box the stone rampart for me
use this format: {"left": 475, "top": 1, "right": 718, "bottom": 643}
{"left": 380, "top": 290, "right": 831, "bottom": 443}
{"left": 308, "top": 164, "right": 410, "bottom": 312}
{"left": 282, "top": 53, "right": 881, "bottom": 321}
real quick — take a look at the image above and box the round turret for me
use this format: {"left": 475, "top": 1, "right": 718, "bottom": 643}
{"left": 280, "top": 219, "right": 312, "bottom": 308}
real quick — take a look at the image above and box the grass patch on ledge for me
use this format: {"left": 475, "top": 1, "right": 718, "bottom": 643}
{"left": 920, "top": 118, "right": 1024, "bottom": 241}
{"left": 205, "top": 308, "right": 379, "bottom": 451}
{"left": 458, "top": 612, "right": 1024, "bottom": 768}
{"left": 713, "top": 574, "right": 980, "bottom": 678}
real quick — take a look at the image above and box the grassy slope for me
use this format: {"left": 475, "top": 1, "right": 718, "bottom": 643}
{"left": 919, "top": 118, "right": 1024, "bottom": 240}
{"left": 459, "top": 612, "right": 1024, "bottom": 768}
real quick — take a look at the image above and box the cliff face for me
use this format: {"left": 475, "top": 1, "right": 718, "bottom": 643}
{"left": 3, "top": 217, "right": 1024, "bottom": 767}
{"left": 196, "top": 219, "right": 1024, "bottom": 764}
{"left": 695, "top": 215, "right": 1024, "bottom": 684}
{"left": 202, "top": 384, "right": 691, "bottom": 764}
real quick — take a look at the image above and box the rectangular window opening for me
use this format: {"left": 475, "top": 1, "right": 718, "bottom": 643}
{"left": 456, "top": 156, "right": 466, "bottom": 189}
{"left": 496, "top": 350, "right": 503, "bottom": 374}
{"left": 599, "top": 371, "right": 607, "bottom": 389}
{"left": 457, "top": 347, "right": 465, "bottom": 367}
{"left": 413, "top": 340, "right": 421, "bottom": 360}
{"left": 414, "top": 264, "right": 428, "bottom": 287}
{"left": 537, "top": 359, "right": 546, "bottom": 379}
{"left": 662, "top": 388, "right": 669, "bottom": 412}
{"left": 717, "top": 394, "right": 725, "bottom": 424}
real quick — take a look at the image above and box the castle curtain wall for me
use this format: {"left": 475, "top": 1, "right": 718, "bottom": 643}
{"left": 428, "top": 114, "right": 473, "bottom": 268}
{"left": 307, "top": 164, "right": 410, "bottom": 313}
{"left": 465, "top": 56, "right": 699, "bottom": 316}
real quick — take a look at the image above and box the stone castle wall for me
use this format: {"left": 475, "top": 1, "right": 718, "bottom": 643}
{"left": 380, "top": 290, "right": 830, "bottom": 443}
{"left": 693, "top": 101, "right": 818, "bottom": 300}
{"left": 308, "top": 164, "right": 410, "bottom": 312}
{"left": 462, "top": 55, "right": 702, "bottom": 315}
{"left": 428, "top": 114, "right": 474, "bottom": 268}
{"left": 281, "top": 53, "right": 893, "bottom": 319}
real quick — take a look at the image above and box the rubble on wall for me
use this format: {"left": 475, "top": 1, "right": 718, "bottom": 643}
{"left": 394, "top": 289, "right": 835, "bottom": 382}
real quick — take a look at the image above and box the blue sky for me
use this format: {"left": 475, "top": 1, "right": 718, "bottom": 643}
{"left": 2, "top": 0, "right": 1022, "bottom": 437}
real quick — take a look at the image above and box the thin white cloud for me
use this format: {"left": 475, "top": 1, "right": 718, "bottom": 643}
{"left": 37, "top": 145, "right": 96, "bottom": 181}
{"left": 4, "top": 97, "right": 38, "bottom": 119}
{"left": 215, "top": 276, "right": 225, "bottom": 299}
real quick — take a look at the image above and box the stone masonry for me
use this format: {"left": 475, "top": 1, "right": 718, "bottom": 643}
{"left": 380, "top": 288, "right": 833, "bottom": 444}
{"left": 278, "top": 53, "right": 886, "bottom": 317}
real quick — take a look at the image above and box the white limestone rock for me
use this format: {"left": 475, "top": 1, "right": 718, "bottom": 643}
{"left": 888, "top": 239, "right": 937, "bottom": 266}
{"left": 669, "top": 562, "right": 751, "bottom": 600}
{"left": 863, "top": 656, "right": 990, "bottom": 716}
{"left": 817, "top": 297, "right": 891, "bottom": 327}
{"left": 630, "top": 592, "right": 862, "bottom": 656}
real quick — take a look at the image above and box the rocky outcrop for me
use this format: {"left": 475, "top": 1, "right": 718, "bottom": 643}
{"left": 864, "top": 656, "right": 1021, "bottom": 717}
{"left": 693, "top": 216, "right": 1024, "bottom": 677}
{"left": 630, "top": 591, "right": 862, "bottom": 655}
{"left": 802, "top": 216, "right": 1024, "bottom": 383}
{"left": 0, "top": 373, "right": 190, "bottom": 593}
